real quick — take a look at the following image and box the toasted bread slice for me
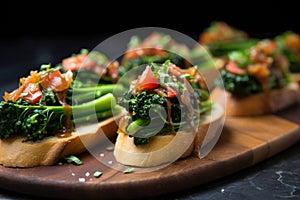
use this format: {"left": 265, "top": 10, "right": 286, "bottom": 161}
{"left": 210, "top": 83, "right": 299, "bottom": 116}
{"left": 113, "top": 103, "right": 224, "bottom": 167}
{"left": 0, "top": 113, "right": 123, "bottom": 168}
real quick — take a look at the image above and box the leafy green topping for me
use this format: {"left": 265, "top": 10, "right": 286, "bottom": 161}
{"left": 217, "top": 69, "right": 262, "bottom": 97}
{"left": 119, "top": 62, "right": 204, "bottom": 145}
{"left": 64, "top": 155, "right": 83, "bottom": 166}
{"left": 93, "top": 171, "right": 103, "bottom": 178}
{"left": 0, "top": 101, "right": 65, "bottom": 141}
{"left": 228, "top": 51, "right": 251, "bottom": 67}
{"left": 123, "top": 168, "right": 135, "bottom": 174}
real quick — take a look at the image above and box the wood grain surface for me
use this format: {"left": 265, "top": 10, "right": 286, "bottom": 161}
{"left": 0, "top": 107, "right": 300, "bottom": 200}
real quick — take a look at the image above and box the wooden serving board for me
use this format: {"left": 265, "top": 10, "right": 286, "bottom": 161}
{"left": 0, "top": 110, "right": 300, "bottom": 199}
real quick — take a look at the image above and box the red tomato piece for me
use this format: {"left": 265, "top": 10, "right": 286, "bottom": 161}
{"left": 40, "top": 70, "right": 73, "bottom": 92}
{"left": 137, "top": 66, "right": 159, "bottom": 92}
{"left": 166, "top": 86, "right": 177, "bottom": 98}
{"left": 225, "top": 61, "right": 246, "bottom": 75}
{"left": 20, "top": 83, "right": 42, "bottom": 104}
{"left": 62, "top": 54, "right": 96, "bottom": 71}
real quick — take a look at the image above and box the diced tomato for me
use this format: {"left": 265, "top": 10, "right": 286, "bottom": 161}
{"left": 25, "top": 91, "right": 42, "bottom": 104}
{"left": 199, "top": 32, "right": 217, "bottom": 44}
{"left": 125, "top": 47, "right": 167, "bottom": 59}
{"left": 40, "top": 70, "right": 73, "bottom": 92}
{"left": 62, "top": 54, "right": 97, "bottom": 71}
{"left": 3, "top": 69, "right": 72, "bottom": 104}
{"left": 21, "top": 83, "right": 43, "bottom": 104}
{"left": 122, "top": 47, "right": 167, "bottom": 65}
{"left": 225, "top": 61, "right": 246, "bottom": 75}
{"left": 107, "top": 61, "right": 119, "bottom": 83}
{"left": 137, "top": 65, "right": 159, "bottom": 92}
{"left": 3, "top": 71, "right": 41, "bottom": 103}
{"left": 166, "top": 86, "right": 177, "bottom": 98}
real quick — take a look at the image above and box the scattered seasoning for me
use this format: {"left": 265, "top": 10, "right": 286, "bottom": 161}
{"left": 58, "top": 162, "right": 63, "bottom": 166}
{"left": 123, "top": 168, "right": 135, "bottom": 174}
{"left": 71, "top": 173, "right": 76, "bottom": 176}
{"left": 64, "top": 155, "right": 83, "bottom": 166}
{"left": 85, "top": 172, "right": 90, "bottom": 177}
{"left": 78, "top": 178, "right": 86, "bottom": 182}
{"left": 108, "top": 161, "right": 113, "bottom": 165}
{"left": 93, "top": 171, "right": 103, "bottom": 178}
{"left": 221, "top": 189, "right": 225, "bottom": 193}
{"left": 100, "top": 153, "right": 104, "bottom": 157}
{"left": 105, "top": 146, "right": 114, "bottom": 151}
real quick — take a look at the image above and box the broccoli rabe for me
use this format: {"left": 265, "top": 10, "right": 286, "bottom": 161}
{"left": 0, "top": 93, "right": 119, "bottom": 141}
{"left": 118, "top": 61, "right": 213, "bottom": 145}
{"left": 217, "top": 69, "right": 263, "bottom": 97}
{"left": 0, "top": 100, "right": 67, "bottom": 141}
{"left": 119, "top": 91, "right": 186, "bottom": 145}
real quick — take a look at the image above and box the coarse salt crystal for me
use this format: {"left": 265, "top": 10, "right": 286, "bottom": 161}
{"left": 100, "top": 153, "right": 104, "bottom": 157}
{"left": 78, "top": 178, "right": 85, "bottom": 182}
{"left": 85, "top": 172, "right": 90, "bottom": 177}
{"left": 71, "top": 173, "right": 75, "bottom": 176}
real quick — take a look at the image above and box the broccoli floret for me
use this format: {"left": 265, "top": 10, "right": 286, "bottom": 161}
{"left": 0, "top": 101, "right": 65, "bottom": 141}
{"left": 133, "top": 137, "right": 150, "bottom": 146}
{"left": 217, "top": 69, "right": 263, "bottom": 97}
{"left": 120, "top": 91, "right": 169, "bottom": 120}
{"left": 0, "top": 93, "right": 118, "bottom": 141}
{"left": 119, "top": 91, "right": 184, "bottom": 145}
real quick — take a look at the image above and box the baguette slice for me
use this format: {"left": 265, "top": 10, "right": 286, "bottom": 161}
{"left": 210, "top": 83, "right": 299, "bottom": 116}
{"left": 0, "top": 113, "right": 124, "bottom": 168}
{"left": 291, "top": 73, "right": 300, "bottom": 85}
{"left": 113, "top": 103, "right": 224, "bottom": 167}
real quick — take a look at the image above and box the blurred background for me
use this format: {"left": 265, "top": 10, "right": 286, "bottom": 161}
{"left": 0, "top": 2, "right": 299, "bottom": 96}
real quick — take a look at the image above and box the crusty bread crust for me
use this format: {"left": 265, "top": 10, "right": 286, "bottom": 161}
{"left": 113, "top": 103, "right": 224, "bottom": 167}
{"left": 0, "top": 113, "right": 123, "bottom": 168}
{"left": 291, "top": 73, "right": 300, "bottom": 84}
{"left": 210, "top": 83, "right": 299, "bottom": 116}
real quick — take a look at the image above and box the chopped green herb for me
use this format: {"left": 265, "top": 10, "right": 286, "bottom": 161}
{"left": 93, "top": 171, "right": 103, "bottom": 178}
{"left": 179, "top": 74, "right": 194, "bottom": 79}
{"left": 123, "top": 168, "right": 135, "bottom": 174}
{"left": 64, "top": 155, "right": 83, "bottom": 166}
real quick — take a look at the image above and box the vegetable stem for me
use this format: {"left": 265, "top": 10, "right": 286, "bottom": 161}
{"left": 72, "top": 84, "right": 124, "bottom": 95}
{"left": 74, "top": 105, "right": 123, "bottom": 123}
{"left": 72, "top": 93, "right": 116, "bottom": 116}
{"left": 15, "top": 93, "right": 116, "bottom": 116}
{"left": 126, "top": 118, "right": 150, "bottom": 136}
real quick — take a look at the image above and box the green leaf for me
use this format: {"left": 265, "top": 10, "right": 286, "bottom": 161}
{"left": 123, "top": 168, "right": 135, "bottom": 174}
{"left": 93, "top": 171, "right": 103, "bottom": 178}
{"left": 64, "top": 155, "right": 83, "bottom": 166}
{"left": 40, "top": 63, "right": 52, "bottom": 71}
